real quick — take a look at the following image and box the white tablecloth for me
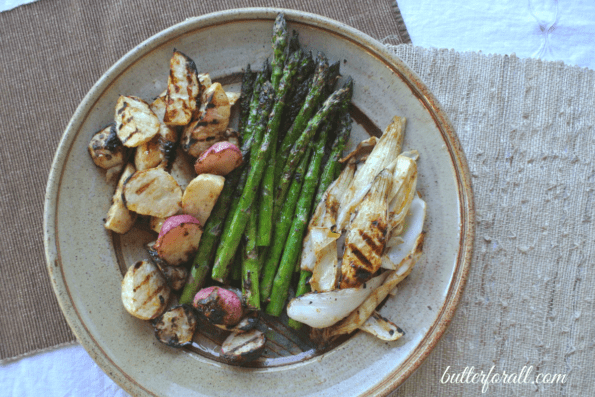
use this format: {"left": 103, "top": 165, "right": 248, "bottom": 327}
{"left": 3, "top": 0, "right": 595, "bottom": 395}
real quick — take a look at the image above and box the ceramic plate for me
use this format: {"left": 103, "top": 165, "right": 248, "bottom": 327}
{"left": 44, "top": 8, "right": 474, "bottom": 396}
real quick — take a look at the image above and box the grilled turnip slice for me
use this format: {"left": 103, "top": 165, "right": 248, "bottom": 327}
{"left": 153, "top": 305, "right": 197, "bottom": 347}
{"left": 383, "top": 195, "right": 426, "bottom": 270}
{"left": 221, "top": 329, "right": 266, "bottom": 363}
{"left": 193, "top": 286, "right": 243, "bottom": 327}
{"left": 337, "top": 116, "right": 406, "bottom": 230}
{"left": 88, "top": 124, "right": 127, "bottom": 170}
{"left": 197, "top": 73, "right": 212, "bottom": 91}
{"left": 327, "top": 236, "right": 424, "bottom": 337}
{"left": 169, "top": 147, "right": 196, "bottom": 191}
{"left": 155, "top": 215, "right": 203, "bottom": 266}
{"left": 286, "top": 272, "right": 389, "bottom": 328}
{"left": 359, "top": 312, "right": 404, "bottom": 341}
{"left": 115, "top": 96, "right": 161, "bottom": 147}
{"left": 150, "top": 217, "right": 165, "bottom": 233}
{"left": 163, "top": 50, "right": 200, "bottom": 126}
{"left": 193, "top": 142, "right": 242, "bottom": 176}
{"left": 226, "top": 91, "right": 241, "bottom": 106}
{"left": 181, "top": 82, "right": 231, "bottom": 157}
{"left": 104, "top": 163, "right": 137, "bottom": 234}
{"left": 182, "top": 174, "right": 225, "bottom": 224}
{"left": 121, "top": 260, "right": 170, "bottom": 320}
{"left": 123, "top": 168, "right": 182, "bottom": 217}
{"left": 135, "top": 94, "right": 179, "bottom": 170}
{"left": 146, "top": 241, "right": 188, "bottom": 290}
{"left": 340, "top": 170, "right": 392, "bottom": 288}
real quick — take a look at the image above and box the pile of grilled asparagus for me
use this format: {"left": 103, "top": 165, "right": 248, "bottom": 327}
{"left": 178, "top": 13, "right": 354, "bottom": 326}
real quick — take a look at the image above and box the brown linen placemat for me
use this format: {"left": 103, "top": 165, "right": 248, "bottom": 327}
{"left": 0, "top": 0, "right": 409, "bottom": 362}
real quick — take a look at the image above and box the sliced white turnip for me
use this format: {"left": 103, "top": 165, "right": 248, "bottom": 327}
{"left": 153, "top": 305, "right": 198, "bottom": 347}
{"left": 104, "top": 163, "right": 137, "bottom": 234}
{"left": 194, "top": 141, "right": 242, "bottom": 176}
{"left": 221, "top": 329, "right": 266, "bottom": 363}
{"left": 169, "top": 147, "right": 197, "bottom": 192}
{"left": 182, "top": 174, "right": 225, "bottom": 224}
{"left": 163, "top": 50, "right": 200, "bottom": 126}
{"left": 193, "top": 286, "right": 243, "bottom": 327}
{"left": 114, "top": 95, "right": 161, "bottom": 147}
{"left": 286, "top": 272, "right": 389, "bottom": 328}
{"left": 123, "top": 168, "right": 182, "bottom": 218}
{"left": 359, "top": 312, "right": 405, "bottom": 341}
{"left": 155, "top": 214, "right": 203, "bottom": 266}
{"left": 88, "top": 124, "right": 127, "bottom": 170}
{"left": 121, "top": 260, "right": 170, "bottom": 320}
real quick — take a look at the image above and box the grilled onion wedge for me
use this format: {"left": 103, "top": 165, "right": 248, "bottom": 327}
{"left": 121, "top": 260, "right": 170, "bottom": 320}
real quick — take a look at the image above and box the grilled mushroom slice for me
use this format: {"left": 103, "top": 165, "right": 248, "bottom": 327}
{"left": 153, "top": 305, "right": 197, "bottom": 347}
{"left": 115, "top": 96, "right": 161, "bottom": 147}
{"left": 88, "top": 124, "right": 127, "bottom": 170}
{"left": 221, "top": 329, "right": 266, "bottom": 363}
{"left": 121, "top": 260, "right": 170, "bottom": 320}
{"left": 104, "top": 163, "right": 137, "bottom": 234}
{"left": 164, "top": 50, "right": 201, "bottom": 126}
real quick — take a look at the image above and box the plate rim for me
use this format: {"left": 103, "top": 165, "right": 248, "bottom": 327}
{"left": 44, "top": 7, "right": 475, "bottom": 396}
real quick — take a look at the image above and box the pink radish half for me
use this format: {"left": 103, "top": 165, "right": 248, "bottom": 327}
{"left": 194, "top": 141, "right": 242, "bottom": 176}
{"left": 193, "top": 286, "right": 243, "bottom": 326}
{"left": 155, "top": 214, "right": 203, "bottom": 266}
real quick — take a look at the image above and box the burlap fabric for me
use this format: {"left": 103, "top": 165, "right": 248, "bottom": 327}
{"left": 0, "top": 0, "right": 409, "bottom": 362}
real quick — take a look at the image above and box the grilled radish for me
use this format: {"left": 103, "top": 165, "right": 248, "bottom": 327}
{"left": 181, "top": 82, "right": 231, "bottom": 157}
{"left": 182, "top": 174, "right": 225, "bottom": 225}
{"left": 193, "top": 286, "right": 243, "bottom": 327}
{"left": 123, "top": 168, "right": 182, "bottom": 218}
{"left": 155, "top": 215, "right": 203, "bottom": 266}
{"left": 104, "top": 163, "right": 137, "bottom": 234}
{"left": 153, "top": 305, "right": 197, "bottom": 347}
{"left": 163, "top": 50, "right": 200, "bottom": 126}
{"left": 88, "top": 124, "right": 127, "bottom": 170}
{"left": 115, "top": 96, "right": 161, "bottom": 147}
{"left": 221, "top": 329, "right": 266, "bottom": 363}
{"left": 340, "top": 169, "right": 392, "bottom": 288}
{"left": 121, "top": 260, "right": 170, "bottom": 320}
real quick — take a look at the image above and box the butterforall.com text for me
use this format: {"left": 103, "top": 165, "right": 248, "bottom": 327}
{"left": 441, "top": 365, "right": 568, "bottom": 393}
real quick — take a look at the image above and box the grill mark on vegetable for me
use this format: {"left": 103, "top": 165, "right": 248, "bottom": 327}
{"left": 135, "top": 178, "right": 156, "bottom": 194}
{"left": 141, "top": 284, "right": 167, "bottom": 307}
{"left": 359, "top": 230, "right": 384, "bottom": 256}
{"left": 116, "top": 102, "right": 128, "bottom": 115}
{"left": 136, "top": 268, "right": 158, "bottom": 291}
{"left": 348, "top": 244, "right": 373, "bottom": 270}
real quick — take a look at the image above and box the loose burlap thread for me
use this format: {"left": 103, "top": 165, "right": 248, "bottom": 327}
{"left": 1, "top": 1, "right": 594, "bottom": 396}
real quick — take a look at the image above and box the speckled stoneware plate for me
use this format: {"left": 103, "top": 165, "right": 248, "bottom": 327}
{"left": 44, "top": 8, "right": 474, "bottom": 397}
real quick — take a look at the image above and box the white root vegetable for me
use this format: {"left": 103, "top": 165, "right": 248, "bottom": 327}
{"left": 193, "top": 142, "right": 242, "bottom": 176}
{"left": 221, "top": 329, "right": 266, "bottom": 363}
{"left": 339, "top": 136, "right": 378, "bottom": 164}
{"left": 104, "top": 163, "right": 137, "bottom": 234}
{"left": 121, "top": 260, "right": 170, "bottom": 320}
{"left": 337, "top": 116, "right": 406, "bottom": 230}
{"left": 226, "top": 91, "right": 241, "bottom": 106}
{"left": 169, "top": 147, "right": 197, "bottom": 192}
{"left": 123, "top": 168, "right": 182, "bottom": 218}
{"left": 155, "top": 215, "right": 203, "bottom": 266}
{"left": 383, "top": 195, "right": 426, "bottom": 270}
{"left": 286, "top": 272, "right": 389, "bottom": 328}
{"left": 115, "top": 95, "right": 161, "bottom": 147}
{"left": 359, "top": 312, "right": 404, "bottom": 341}
{"left": 182, "top": 82, "right": 231, "bottom": 157}
{"left": 88, "top": 124, "right": 127, "bottom": 170}
{"left": 387, "top": 156, "right": 418, "bottom": 237}
{"left": 164, "top": 50, "right": 200, "bottom": 126}
{"left": 182, "top": 174, "right": 225, "bottom": 225}
{"left": 340, "top": 169, "right": 392, "bottom": 288}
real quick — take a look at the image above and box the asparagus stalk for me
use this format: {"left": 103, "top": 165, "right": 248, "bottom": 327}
{"left": 257, "top": 50, "right": 301, "bottom": 246}
{"left": 273, "top": 85, "right": 350, "bottom": 218}
{"left": 325, "top": 60, "right": 342, "bottom": 99}
{"left": 178, "top": 167, "right": 242, "bottom": 305}
{"left": 270, "top": 13, "right": 288, "bottom": 91}
{"left": 242, "top": 208, "right": 260, "bottom": 309}
{"left": 266, "top": 126, "right": 329, "bottom": 316}
{"left": 211, "top": 82, "right": 275, "bottom": 282}
{"left": 287, "top": 270, "right": 312, "bottom": 329}
{"left": 260, "top": 146, "right": 312, "bottom": 302}
{"left": 237, "top": 64, "right": 255, "bottom": 136}
{"left": 243, "top": 61, "right": 271, "bottom": 143}
{"left": 277, "top": 53, "right": 329, "bottom": 165}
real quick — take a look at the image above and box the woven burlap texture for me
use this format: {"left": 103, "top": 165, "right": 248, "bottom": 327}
{"left": 386, "top": 45, "right": 595, "bottom": 396}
